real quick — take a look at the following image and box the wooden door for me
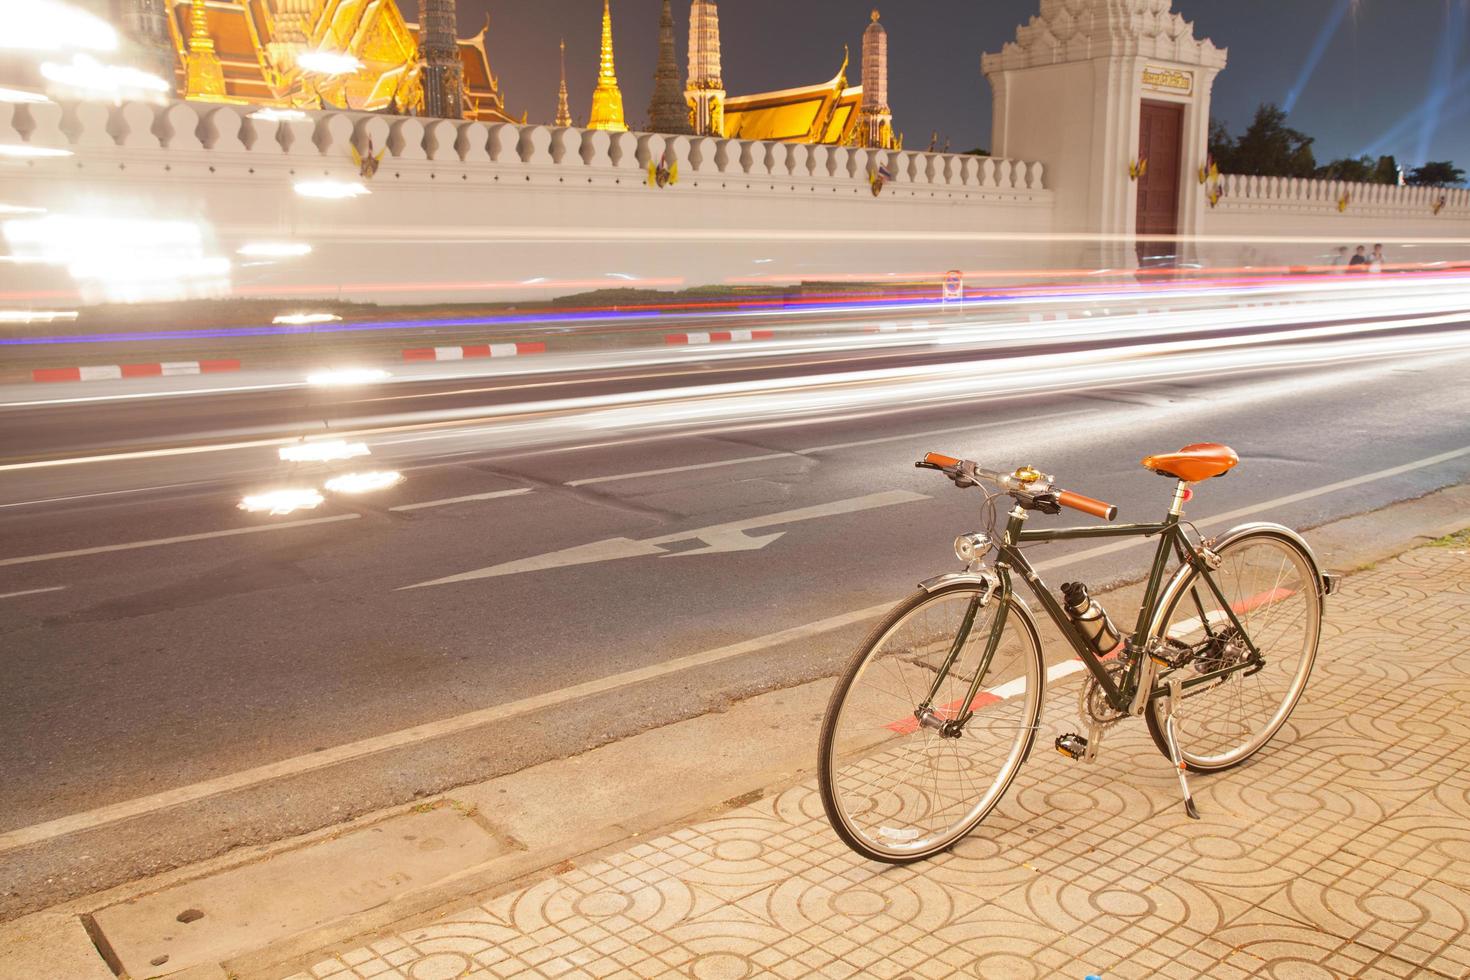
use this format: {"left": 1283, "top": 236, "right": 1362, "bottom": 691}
{"left": 1136, "top": 100, "right": 1184, "bottom": 240}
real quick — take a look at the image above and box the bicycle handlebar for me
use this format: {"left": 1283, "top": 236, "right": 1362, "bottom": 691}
{"left": 916, "top": 452, "right": 1118, "bottom": 521}
{"left": 1056, "top": 490, "right": 1118, "bottom": 522}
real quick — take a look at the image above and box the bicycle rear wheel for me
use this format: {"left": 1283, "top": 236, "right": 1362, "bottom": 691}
{"left": 819, "top": 584, "right": 1042, "bottom": 863}
{"left": 1145, "top": 527, "right": 1322, "bottom": 771}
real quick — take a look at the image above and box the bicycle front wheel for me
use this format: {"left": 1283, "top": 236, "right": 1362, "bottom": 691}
{"left": 1145, "top": 527, "right": 1322, "bottom": 771}
{"left": 819, "top": 584, "right": 1043, "bottom": 863}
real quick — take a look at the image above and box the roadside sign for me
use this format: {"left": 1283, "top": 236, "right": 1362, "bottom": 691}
{"left": 941, "top": 269, "right": 964, "bottom": 310}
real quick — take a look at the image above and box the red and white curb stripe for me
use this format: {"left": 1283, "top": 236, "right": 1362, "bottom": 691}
{"left": 885, "top": 658, "right": 1089, "bottom": 735}
{"left": 32, "top": 359, "right": 241, "bottom": 383}
{"left": 403, "top": 342, "right": 546, "bottom": 362}
{"left": 665, "top": 330, "right": 774, "bottom": 345}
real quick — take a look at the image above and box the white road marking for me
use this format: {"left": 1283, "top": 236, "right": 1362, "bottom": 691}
{"left": 6, "top": 446, "right": 1467, "bottom": 850}
{"left": 0, "top": 482, "right": 207, "bottom": 510}
{"left": 0, "top": 585, "right": 67, "bottom": 599}
{"left": 389, "top": 487, "right": 533, "bottom": 512}
{"left": 566, "top": 452, "right": 800, "bottom": 487}
{"left": 402, "top": 489, "right": 930, "bottom": 589}
{"left": 0, "top": 514, "right": 362, "bottom": 568}
{"left": 0, "top": 599, "right": 894, "bottom": 855}
{"left": 797, "top": 410, "right": 1083, "bottom": 454}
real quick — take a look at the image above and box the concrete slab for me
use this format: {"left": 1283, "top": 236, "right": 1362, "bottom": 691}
{"left": 92, "top": 804, "right": 511, "bottom": 977}
{"left": 0, "top": 911, "right": 114, "bottom": 980}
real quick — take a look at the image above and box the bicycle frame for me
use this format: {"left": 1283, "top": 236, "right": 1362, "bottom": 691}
{"left": 921, "top": 489, "right": 1265, "bottom": 732}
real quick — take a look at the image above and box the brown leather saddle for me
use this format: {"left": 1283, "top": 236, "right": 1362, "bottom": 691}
{"left": 1140, "top": 443, "right": 1239, "bottom": 482}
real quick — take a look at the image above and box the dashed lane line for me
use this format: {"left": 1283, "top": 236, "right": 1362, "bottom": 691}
{"left": 0, "top": 514, "right": 362, "bottom": 568}
{"left": 0, "top": 586, "right": 67, "bottom": 599}
{"left": 795, "top": 410, "right": 1084, "bottom": 455}
{"left": 2, "top": 446, "right": 1466, "bottom": 851}
{"left": 565, "top": 453, "right": 801, "bottom": 487}
{"left": 389, "top": 488, "right": 533, "bottom": 512}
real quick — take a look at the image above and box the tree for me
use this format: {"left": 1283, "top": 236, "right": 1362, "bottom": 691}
{"left": 1226, "top": 103, "right": 1317, "bottom": 178}
{"left": 1316, "top": 155, "right": 1374, "bottom": 183}
{"left": 1315, "top": 154, "right": 1400, "bottom": 184}
{"left": 1207, "top": 117, "right": 1235, "bottom": 171}
{"left": 1370, "top": 155, "right": 1401, "bottom": 185}
{"left": 1406, "top": 161, "right": 1466, "bottom": 187}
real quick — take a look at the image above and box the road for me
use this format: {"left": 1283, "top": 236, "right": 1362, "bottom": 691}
{"left": 2, "top": 297, "right": 1469, "bottom": 917}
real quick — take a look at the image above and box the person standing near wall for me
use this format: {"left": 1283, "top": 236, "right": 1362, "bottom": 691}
{"left": 1349, "top": 246, "right": 1369, "bottom": 271}
{"left": 1330, "top": 246, "right": 1349, "bottom": 272}
{"left": 1369, "top": 244, "right": 1386, "bottom": 273}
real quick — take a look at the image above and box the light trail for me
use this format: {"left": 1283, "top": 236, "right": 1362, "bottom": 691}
{"left": 3, "top": 306, "right": 1466, "bottom": 478}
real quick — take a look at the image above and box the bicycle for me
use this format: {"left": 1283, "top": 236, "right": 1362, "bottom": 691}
{"left": 818, "top": 443, "right": 1340, "bottom": 863}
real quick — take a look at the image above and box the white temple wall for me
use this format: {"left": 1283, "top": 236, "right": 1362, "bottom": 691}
{"left": 2, "top": 100, "right": 1468, "bottom": 314}
{"left": 0, "top": 101, "right": 1060, "bottom": 308}
{"left": 1196, "top": 175, "right": 1470, "bottom": 269}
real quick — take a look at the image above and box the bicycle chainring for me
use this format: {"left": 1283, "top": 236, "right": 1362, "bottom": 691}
{"left": 1079, "top": 660, "right": 1130, "bottom": 729}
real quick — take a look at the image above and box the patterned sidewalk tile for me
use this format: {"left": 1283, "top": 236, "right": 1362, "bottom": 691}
{"left": 288, "top": 543, "right": 1470, "bottom": 980}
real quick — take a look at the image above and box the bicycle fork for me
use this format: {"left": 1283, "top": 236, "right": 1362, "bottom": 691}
{"left": 1161, "top": 677, "right": 1202, "bottom": 819}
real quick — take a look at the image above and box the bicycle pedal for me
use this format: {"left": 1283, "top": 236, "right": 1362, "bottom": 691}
{"left": 1055, "top": 733, "right": 1088, "bottom": 761}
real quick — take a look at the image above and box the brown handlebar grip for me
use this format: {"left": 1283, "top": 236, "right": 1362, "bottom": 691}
{"left": 1057, "top": 490, "right": 1118, "bottom": 521}
{"left": 922, "top": 452, "right": 961, "bottom": 468}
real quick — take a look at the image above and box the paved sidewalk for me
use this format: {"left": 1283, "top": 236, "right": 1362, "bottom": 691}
{"left": 291, "top": 539, "right": 1470, "bottom": 980}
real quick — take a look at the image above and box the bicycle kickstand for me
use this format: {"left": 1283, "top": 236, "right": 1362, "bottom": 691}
{"left": 1163, "top": 678, "right": 1201, "bottom": 820}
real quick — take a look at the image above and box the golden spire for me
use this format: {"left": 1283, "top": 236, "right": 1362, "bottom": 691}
{"left": 555, "top": 37, "right": 573, "bottom": 127}
{"left": 587, "top": 0, "right": 627, "bottom": 132}
{"left": 184, "top": 0, "right": 228, "bottom": 100}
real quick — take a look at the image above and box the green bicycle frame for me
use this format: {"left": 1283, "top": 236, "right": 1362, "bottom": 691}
{"left": 921, "top": 503, "right": 1265, "bottom": 731}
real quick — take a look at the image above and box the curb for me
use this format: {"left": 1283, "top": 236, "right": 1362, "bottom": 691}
{"left": 31, "top": 360, "right": 241, "bottom": 383}
{"left": 401, "top": 342, "right": 546, "bottom": 362}
{"left": 664, "top": 330, "right": 774, "bottom": 345}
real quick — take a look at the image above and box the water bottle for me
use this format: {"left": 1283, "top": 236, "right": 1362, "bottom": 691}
{"left": 1061, "top": 582, "right": 1122, "bottom": 656}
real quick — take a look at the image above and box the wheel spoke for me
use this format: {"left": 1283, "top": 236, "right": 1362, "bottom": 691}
{"left": 820, "top": 588, "right": 1041, "bottom": 862}
{"left": 1154, "top": 534, "right": 1319, "bottom": 770}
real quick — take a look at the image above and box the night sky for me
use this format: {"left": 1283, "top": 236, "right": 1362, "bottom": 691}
{"left": 440, "top": 0, "right": 1469, "bottom": 173}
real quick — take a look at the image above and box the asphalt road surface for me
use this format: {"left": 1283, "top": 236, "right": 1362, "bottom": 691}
{"left": 2, "top": 306, "right": 1469, "bottom": 917}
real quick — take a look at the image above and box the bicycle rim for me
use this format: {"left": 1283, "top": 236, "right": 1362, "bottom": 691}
{"left": 1148, "top": 532, "right": 1321, "bottom": 771}
{"left": 819, "top": 587, "right": 1042, "bottom": 862}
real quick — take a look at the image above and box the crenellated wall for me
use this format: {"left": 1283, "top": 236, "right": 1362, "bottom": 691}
{"left": 3, "top": 99, "right": 1468, "bottom": 311}
{"left": 1199, "top": 174, "right": 1470, "bottom": 269}
{"left": 0, "top": 100, "right": 1059, "bottom": 307}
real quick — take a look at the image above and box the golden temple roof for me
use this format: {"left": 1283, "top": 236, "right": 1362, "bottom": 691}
{"left": 721, "top": 57, "right": 864, "bottom": 145}
{"left": 164, "top": 0, "right": 516, "bottom": 122}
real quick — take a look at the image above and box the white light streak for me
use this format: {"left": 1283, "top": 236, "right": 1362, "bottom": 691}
{"left": 273, "top": 312, "right": 342, "bottom": 325}
{"left": 306, "top": 368, "right": 391, "bottom": 386}
{"left": 238, "top": 489, "right": 325, "bottom": 515}
{"left": 324, "top": 471, "right": 403, "bottom": 494}
{"left": 0, "top": 309, "right": 78, "bottom": 323}
{"left": 2, "top": 214, "right": 228, "bottom": 303}
{"left": 237, "top": 241, "right": 312, "bottom": 258}
{"left": 295, "top": 51, "right": 363, "bottom": 75}
{"left": 278, "top": 440, "right": 370, "bottom": 463}
{"left": 0, "top": 144, "right": 73, "bottom": 159}
{"left": 248, "top": 108, "right": 308, "bottom": 123}
{"left": 0, "top": 1, "right": 118, "bottom": 53}
{"left": 0, "top": 203, "right": 46, "bottom": 215}
{"left": 0, "top": 87, "right": 50, "bottom": 104}
{"left": 40, "top": 54, "right": 169, "bottom": 102}
{"left": 293, "top": 180, "right": 370, "bottom": 200}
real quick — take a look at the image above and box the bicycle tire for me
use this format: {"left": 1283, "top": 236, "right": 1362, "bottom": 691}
{"left": 1143, "top": 526, "right": 1322, "bottom": 772}
{"left": 818, "top": 584, "right": 1043, "bottom": 863}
